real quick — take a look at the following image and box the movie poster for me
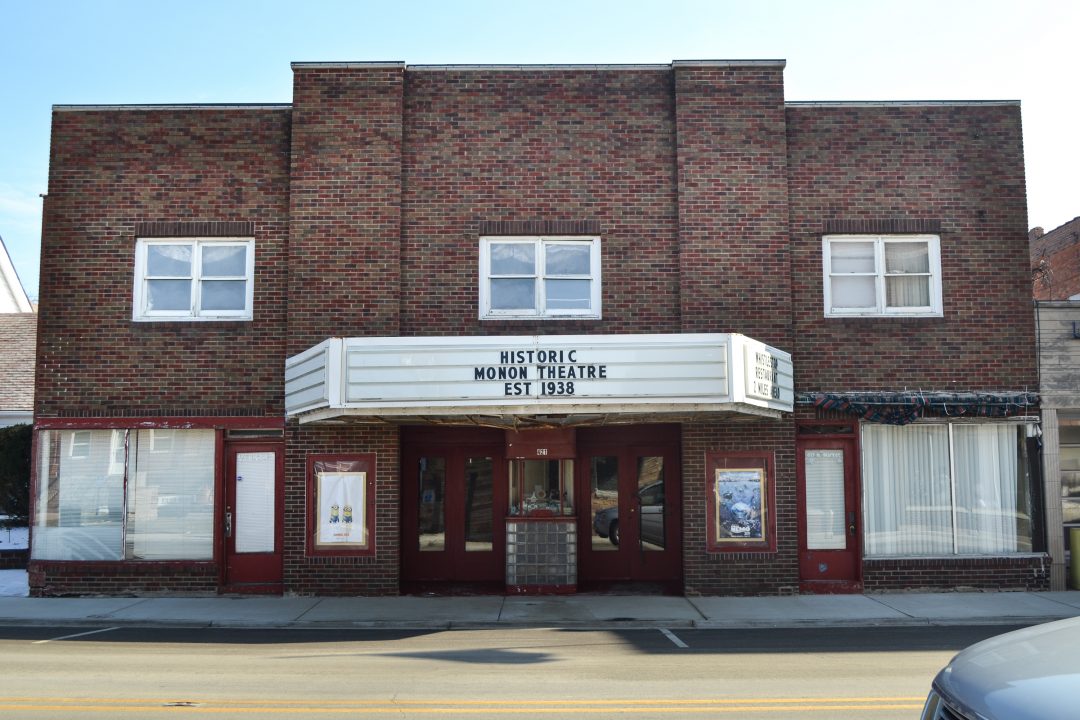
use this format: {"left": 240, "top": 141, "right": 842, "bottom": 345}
{"left": 316, "top": 471, "right": 367, "bottom": 547}
{"left": 714, "top": 468, "right": 765, "bottom": 542}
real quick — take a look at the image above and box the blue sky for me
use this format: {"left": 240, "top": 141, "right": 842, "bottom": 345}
{"left": 2, "top": 0, "right": 1077, "bottom": 301}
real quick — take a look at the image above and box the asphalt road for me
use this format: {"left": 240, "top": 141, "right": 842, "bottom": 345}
{"left": 0, "top": 624, "right": 1026, "bottom": 719}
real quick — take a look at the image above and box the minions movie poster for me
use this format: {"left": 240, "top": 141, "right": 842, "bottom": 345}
{"left": 714, "top": 468, "right": 765, "bottom": 542}
{"left": 316, "top": 471, "right": 367, "bottom": 547}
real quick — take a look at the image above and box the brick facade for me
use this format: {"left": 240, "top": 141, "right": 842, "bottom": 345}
{"left": 30, "top": 62, "right": 1045, "bottom": 598}
{"left": 283, "top": 423, "right": 400, "bottom": 596}
{"left": 400, "top": 67, "right": 681, "bottom": 337}
{"left": 682, "top": 420, "right": 798, "bottom": 596}
{"left": 37, "top": 107, "right": 291, "bottom": 418}
{"left": 787, "top": 103, "right": 1036, "bottom": 392}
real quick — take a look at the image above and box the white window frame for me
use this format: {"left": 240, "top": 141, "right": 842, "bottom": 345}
{"left": 69, "top": 430, "right": 92, "bottom": 458}
{"left": 133, "top": 237, "right": 255, "bottom": 321}
{"left": 822, "top": 234, "right": 942, "bottom": 318}
{"left": 479, "top": 236, "right": 602, "bottom": 320}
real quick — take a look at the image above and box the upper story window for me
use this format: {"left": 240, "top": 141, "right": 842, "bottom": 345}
{"left": 133, "top": 237, "right": 254, "bottom": 321}
{"left": 479, "top": 236, "right": 601, "bottom": 320}
{"left": 823, "top": 234, "right": 942, "bottom": 317}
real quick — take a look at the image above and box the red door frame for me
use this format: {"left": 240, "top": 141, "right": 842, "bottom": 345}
{"left": 400, "top": 427, "right": 508, "bottom": 589}
{"left": 222, "top": 441, "right": 284, "bottom": 593}
{"left": 796, "top": 425, "right": 863, "bottom": 594}
{"left": 576, "top": 425, "right": 682, "bottom": 592}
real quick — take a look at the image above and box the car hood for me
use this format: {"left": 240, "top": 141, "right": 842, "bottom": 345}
{"left": 934, "top": 616, "right": 1080, "bottom": 720}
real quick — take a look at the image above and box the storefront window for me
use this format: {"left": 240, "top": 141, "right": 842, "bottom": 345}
{"left": 862, "top": 422, "right": 1034, "bottom": 557}
{"left": 32, "top": 428, "right": 214, "bottom": 561}
{"left": 1059, "top": 426, "right": 1080, "bottom": 552}
{"left": 508, "top": 459, "right": 574, "bottom": 517}
{"left": 127, "top": 430, "right": 215, "bottom": 560}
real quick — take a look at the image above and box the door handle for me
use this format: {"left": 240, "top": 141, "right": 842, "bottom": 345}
{"left": 847, "top": 511, "right": 856, "bottom": 536}
{"left": 225, "top": 511, "right": 233, "bottom": 538}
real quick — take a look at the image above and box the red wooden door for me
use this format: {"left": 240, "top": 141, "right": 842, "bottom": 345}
{"left": 797, "top": 438, "right": 862, "bottom": 593}
{"left": 223, "top": 443, "right": 283, "bottom": 593}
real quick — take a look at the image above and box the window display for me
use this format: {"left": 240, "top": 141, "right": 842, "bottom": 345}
{"left": 508, "top": 459, "right": 574, "bottom": 517}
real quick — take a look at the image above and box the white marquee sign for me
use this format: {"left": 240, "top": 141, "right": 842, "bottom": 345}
{"left": 286, "top": 333, "right": 793, "bottom": 422}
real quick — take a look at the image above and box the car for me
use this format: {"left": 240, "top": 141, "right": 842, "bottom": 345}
{"left": 921, "top": 615, "right": 1080, "bottom": 720}
{"left": 592, "top": 481, "right": 665, "bottom": 548}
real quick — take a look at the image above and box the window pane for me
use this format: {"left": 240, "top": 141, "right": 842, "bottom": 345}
{"left": 201, "top": 280, "right": 247, "bottom": 311}
{"left": 419, "top": 457, "right": 445, "bottom": 551}
{"left": 953, "top": 425, "right": 1030, "bottom": 553}
{"left": 805, "top": 449, "right": 846, "bottom": 550}
{"left": 545, "top": 243, "right": 590, "bottom": 275}
{"left": 638, "top": 456, "right": 665, "bottom": 550}
{"left": 147, "top": 244, "right": 192, "bottom": 277}
{"left": 490, "top": 243, "right": 535, "bottom": 275}
{"left": 464, "top": 457, "right": 493, "bottom": 552}
{"left": 862, "top": 424, "right": 952, "bottom": 556}
{"left": 830, "top": 242, "right": 875, "bottom": 273}
{"left": 590, "top": 456, "right": 619, "bottom": 551}
{"left": 885, "top": 242, "right": 930, "bottom": 274}
{"left": 147, "top": 279, "right": 191, "bottom": 311}
{"left": 202, "top": 245, "right": 247, "bottom": 277}
{"left": 31, "top": 430, "right": 124, "bottom": 561}
{"left": 491, "top": 278, "right": 535, "bottom": 310}
{"left": 235, "top": 451, "right": 276, "bottom": 554}
{"left": 128, "top": 430, "right": 214, "bottom": 560}
{"left": 830, "top": 276, "right": 875, "bottom": 309}
{"left": 1062, "top": 446, "right": 1080, "bottom": 525}
{"left": 885, "top": 275, "right": 930, "bottom": 308}
{"left": 545, "top": 279, "right": 591, "bottom": 310}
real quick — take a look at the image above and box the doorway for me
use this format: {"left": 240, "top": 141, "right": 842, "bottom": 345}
{"left": 223, "top": 443, "right": 284, "bottom": 593}
{"left": 577, "top": 426, "right": 682, "bottom": 592}
{"left": 401, "top": 428, "right": 508, "bottom": 591}
{"left": 797, "top": 431, "right": 862, "bottom": 593}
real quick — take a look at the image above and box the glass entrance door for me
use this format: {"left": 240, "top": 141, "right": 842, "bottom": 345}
{"left": 577, "top": 426, "right": 681, "bottom": 590}
{"left": 401, "top": 439, "right": 506, "bottom": 588}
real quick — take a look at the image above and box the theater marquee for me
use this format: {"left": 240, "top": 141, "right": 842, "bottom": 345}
{"left": 285, "top": 333, "right": 793, "bottom": 423}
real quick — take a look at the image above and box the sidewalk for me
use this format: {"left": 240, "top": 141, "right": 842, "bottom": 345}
{"left": 2, "top": 589, "right": 1079, "bottom": 630}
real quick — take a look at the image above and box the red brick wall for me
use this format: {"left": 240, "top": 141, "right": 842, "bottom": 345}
{"left": 1030, "top": 218, "right": 1080, "bottom": 300}
{"left": 675, "top": 63, "right": 792, "bottom": 349}
{"left": 37, "top": 108, "right": 291, "bottom": 418}
{"left": 682, "top": 419, "right": 798, "bottom": 596}
{"left": 863, "top": 556, "right": 1049, "bottom": 592}
{"left": 287, "top": 64, "right": 404, "bottom": 354}
{"left": 399, "top": 68, "right": 680, "bottom": 337}
{"left": 28, "top": 561, "right": 218, "bottom": 597}
{"left": 787, "top": 103, "right": 1035, "bottom": 392}
{"left": 284, "top": 423, "right": 400, "bottom": 596}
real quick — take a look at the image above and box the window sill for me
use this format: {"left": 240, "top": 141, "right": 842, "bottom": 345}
{"left": 481, "top": 314, "right": 602, "bottom": 321}
{"left": 824, "top": 312, "right": 943, "bottom": 319}
{"left": 133, "top": 316, "right": 253, "bottom": 323}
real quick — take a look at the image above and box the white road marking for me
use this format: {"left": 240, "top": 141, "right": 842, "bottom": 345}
{"left": 659, "top": 628, "right": 688, "bottom": 648}
{"left": 32, "top": 627, "right": 121, "bottom": 645}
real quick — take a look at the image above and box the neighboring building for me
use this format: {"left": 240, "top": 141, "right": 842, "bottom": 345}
{"left": 1031, "top": 217, "right": 1080, "bottom": 301}
{"left": 29, "top": 61, "right": 1042, "bottom": 598}
{"left": 1032, "top": 217, "right": 1080, "bottom": 589}
{"left": 0, "top": 234, "right": 36, "bottom": 427}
